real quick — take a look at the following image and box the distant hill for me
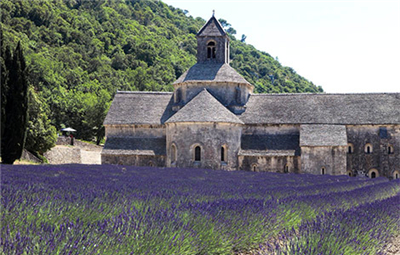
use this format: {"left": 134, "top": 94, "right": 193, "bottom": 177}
{"left": 1, "top": 0, "right": 323, "bottom": 141}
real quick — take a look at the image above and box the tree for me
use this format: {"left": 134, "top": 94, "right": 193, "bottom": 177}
{"left": 241, "top": 34, "right": 247, "bottom": 43}
{"left": 1, "top": 41, "right": 29, "bottom": 164}
{"left": 25, "top": 87, "right": 57, "bottom": 155}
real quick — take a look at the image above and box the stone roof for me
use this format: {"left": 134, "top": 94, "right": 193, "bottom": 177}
{"left": 197, "top": 15, "right": 226, "bottom": 37}
{"left": 238, "top": 149, "right": 296, "bottom": 157}
{"left": 240, "top": 93, "right": 400, "bottom": 125}
{"left": 173, "top": 63, "right": 251, "bottom": 86}
{"left": 102, "top": 137, "right": 166, "bottom": 155}
{"left": 166, "top": 89, "right": 244, "bottom": 124}
{"left": 103, "top": 91, "right": 174, "bottom": 125}
{"left": 241, "top": 134, "right": 300, "bottom": 156}
{"left": 300, "top": 125, "right": 347, "bottom": 147}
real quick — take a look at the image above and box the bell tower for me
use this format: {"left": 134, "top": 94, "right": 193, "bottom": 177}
{"left": 196, "top": 12, "right": 230, "bottom": 64}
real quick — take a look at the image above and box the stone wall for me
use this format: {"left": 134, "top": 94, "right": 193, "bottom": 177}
{"left": 197, "top": 36, "right": 229, "bottom": 63}
{"left": 21, "top": 149, "right": 42, "bottom": 163}
{"left": 238, "top": 155, "right": 300, "bottom": 173}
{"left": 105, "top": 124, "right": 165, "bottom": 138}
{"left": 44, "top": 146, "right": 81, "bottom": 164}
{"left": 166, "top": 122, "right": 242, "bottom": 170}
{"left": 301, "top": 146, "right": 347, "bottom": 175}
{"left": 101, "top": 154, "right": 165, "bottom": 167}
{"left": 174, "top": 82, "right": 251, "bottom": 108}
{"left": 346, "top": 125, "right": 400, "bottom": 178}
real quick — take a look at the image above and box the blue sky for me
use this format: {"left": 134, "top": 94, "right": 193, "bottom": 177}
{"left": 162, "top": 0, "right": 400, "bottom": 93}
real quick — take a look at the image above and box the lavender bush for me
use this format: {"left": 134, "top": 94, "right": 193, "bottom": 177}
{"left": 1, "top": 164, "right": 399, "bottom": 254}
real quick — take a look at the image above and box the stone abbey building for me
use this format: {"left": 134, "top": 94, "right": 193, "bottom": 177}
{"left": 102, "top": 15, "right": 400, "bottom": 179}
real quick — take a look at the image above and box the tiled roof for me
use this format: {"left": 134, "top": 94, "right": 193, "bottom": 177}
{"left": 197, "top": 16, "right": 226, "bottom": 37}
{"left": 240, "top": 93, "right": 400, "bottom": 125}
{"left": 300, "top": 125, "right": 347, "bottom": 147}
{"left": 103, "top": 91, "right": 174, "bottom": 125}
{"left": 166, "top": 89, "right": 244, "bottom": 124}
{"left": 173, "top": 63, "right": 251, "bottom": 85}
{"left": 102, "top": 137, "right": 166, "bottom": 155}
{"left": 238, "top": 150, "right": 296, "bottom": 157}
{"left": 241, "top": 134, "right": 300, "bottom": 155}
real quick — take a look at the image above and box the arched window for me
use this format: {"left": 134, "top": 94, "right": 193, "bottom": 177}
{"left": 365, "top": 143, "right": 373, "bottom": 154}
{"left": 251, "top": 163, "right": 258, "bottom": 172}
{"left": 171, "top": 144, "right": 177, "bottom": 163}
{"left": 348, "top": 143, "right": 354, "bottom": 154}
{"left": 321, "top": 167, "right": 326, "bottom": 175}
{"left": 194, "top": 146, "right": 201, "bottom": 162}
{"left": 207, "top": 41, "right": 216, "bottom": 59}
{"left": 388, "top": 145, "right": 394, "bottom": 154}
{"left": 347, "top": 170, "right": 353, "bottom": 177}
{"left": 393, "top": 171, "right": 399, "bottom": 179}
{"left": 221, "top": 146, "right": 225, "bottom": 162}
{"left": 368, "top": 169, "right": 379, "bottom": 179}
{"left": 284, "top": 164, "right": 289, "bottom": 173}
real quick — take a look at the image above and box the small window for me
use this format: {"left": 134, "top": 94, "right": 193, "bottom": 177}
{"left": 149, "top": 161, "right": 155, "bottom": 167}
{"left": 368, "top": 169, "right": 379, "bottom": 179}
{"left": 221, "top": 146, "right": 226, "bottom": 162}
{"left": 388, "top": 145, "right": 394, "bottom": 154}
{"left": 365, "top": 143, "right": 373, "bottom": 154}
{"left": 207, "top": 41, "right": 216, "bottom": 59}
{"left": 347, "top": 171, "right": 353, "bottom": 177}
{"left": 321, "top": 167, "right": 325, "bottom": 175}
{"left": 348, "top": 143, "right": 354, "bottom": 154}
{"left": 393, "top": 171, "right": 399, "bottom": 180}
{"left": 194, "top": 146, "right": 201, "bottom": 162}
{"left": 171, "top": 144, "right": 177, "bottom": 163}
{"left": 251, "top": 163, "right": 258, "bottom": 172}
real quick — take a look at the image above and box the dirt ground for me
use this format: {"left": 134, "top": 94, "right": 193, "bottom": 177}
{"left": 385, "top": 235, "right": 400, "bottom": 255}
{"left": 80, "top": 149, "right": 101, "bottom": 164}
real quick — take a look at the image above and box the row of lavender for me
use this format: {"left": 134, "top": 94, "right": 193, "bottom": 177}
{"left": 1, "top": 164, "right": 399, "bottom": 254}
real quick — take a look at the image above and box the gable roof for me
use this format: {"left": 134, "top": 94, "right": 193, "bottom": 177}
{"left": 197, "top": 15, "right": 226, "bottom": 37}
{"left": 166, "top": 89, "right": 244, "bottom": 124}
{"left": 240, "top": 93, "right": 400, "bottom": 125}
{"left": 300, "top": 125, "right": 347, "bottom": 147}
{"left": 103, "top": 91, "right": 174, "bottom": 125}
{"left": 173, "top": 63, "right": 251, "bottom": 86}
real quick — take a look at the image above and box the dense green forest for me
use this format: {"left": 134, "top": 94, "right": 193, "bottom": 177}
{"left": 1, "top": 0, "right": 323, "bottom": 151}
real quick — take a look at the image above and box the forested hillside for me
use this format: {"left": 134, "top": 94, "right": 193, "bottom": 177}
{"left": 1, "top": 0, "right": 323, "bottom": 145}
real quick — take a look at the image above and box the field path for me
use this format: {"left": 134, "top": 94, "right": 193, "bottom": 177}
{"left": 80, "top": 150, "right": 101, "bottom": 164}
{"left": 385, "top": 235, "right": 400, "bottom": 255}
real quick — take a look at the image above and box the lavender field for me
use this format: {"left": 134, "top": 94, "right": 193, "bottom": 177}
{"left": 1, "top": 164, "right": 399, "bottom": 254}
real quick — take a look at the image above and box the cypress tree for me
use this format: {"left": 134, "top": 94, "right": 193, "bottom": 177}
{"left": 1, "top": 29, "right": 10, "bottom": 142}
{"left": 1, "top": 41, "right": 29, "bottom": 164}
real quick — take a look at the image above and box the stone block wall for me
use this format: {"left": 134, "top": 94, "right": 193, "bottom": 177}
{"left": 44, "top": 146, "right": 81, "bottom": 164}
{"left": 346, "top": 125, "right": 400, "bottom": 178}
{"left": 101, "top": 154, "right": 165, "bottom": 167}
{"left": 238, "top": 155, "right": 300, "bottom": 173}
{"left": 105, "top": 124, "right": 165, "bottom": 138}
{"left": 301, "top": 146, "right": 347, "bottom": 175}
{"left": 166, "top": 122, "right": 242, "bottom": 170}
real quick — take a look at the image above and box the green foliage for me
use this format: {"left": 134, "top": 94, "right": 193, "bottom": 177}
{"left": 0, "top": 0, "right": 323, "bottom": 142}
{"left": 1, "top": 40, "right": 29, "bottom": 164}
{"left": 25, "top": 86, "right": 57, "bottom": 155}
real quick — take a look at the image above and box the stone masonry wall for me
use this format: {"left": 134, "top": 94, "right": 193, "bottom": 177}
{"left": 346, "top": 125, "right": 400, "bottom": 178}
{"left": 166, "top": 122, "right": 242, "bottom": 170}
{"left": 102, "top": 154, "right": 165, "bottom": 167}
{"left": 301, "top": 146, "right": 347, "bottom": 175}
{"left": 44, "top": 146, "right": 81, "bottom": 164}
{"left": 238, "top": 155, "right": 300, "bottom": 173}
